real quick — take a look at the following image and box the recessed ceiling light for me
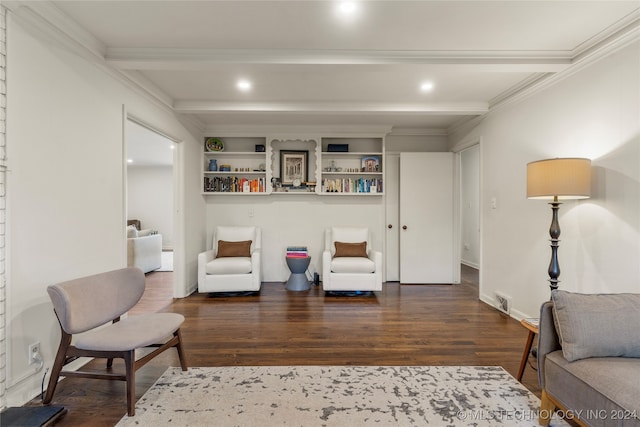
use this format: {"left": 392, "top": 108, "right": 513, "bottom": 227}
{"left": 127, "top": 159, "right": 133, "bottom": 163}
{"left": 338, "top": 2, "right": 357, "bottom": 15}
{"left": 420, "top": 82, "right": 434, "bottom": 92}
{"left": 237, "top": 80, "right": 252, "bottom": 92}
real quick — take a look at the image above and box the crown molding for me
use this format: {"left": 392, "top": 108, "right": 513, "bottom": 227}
{"left": 5, "top": 1, "right": 178, "bottom": 116}
{"left": 448, "top": 11, "right": 640, "bottom": 139}
{"left": 4, "top": 0, "right": 106, "bottom": 59}
{"left": 488, "top": 15, "right": 640, "bottom": 116}
{"left": 120, "top": 70, "right": 174, "bottom": 109}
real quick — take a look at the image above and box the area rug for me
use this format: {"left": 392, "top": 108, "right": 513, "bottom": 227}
{"left": 117, "top": 366, "right": 569, "bottom": 426}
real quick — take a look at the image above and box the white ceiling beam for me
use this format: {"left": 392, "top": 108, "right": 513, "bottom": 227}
{"left": 106, "top": 48, "right": 571, "bottom": 72}
{"left": 174, "top": 101, "right": 488, "bottom": 115}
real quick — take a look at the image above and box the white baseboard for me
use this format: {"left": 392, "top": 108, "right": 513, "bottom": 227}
{"left": 461, "top": 259, "right": 479, "bottom": 269}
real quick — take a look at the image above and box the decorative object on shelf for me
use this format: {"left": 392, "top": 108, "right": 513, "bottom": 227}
{"left": 280, "top": 150, "right": 308, "bottom": 186}
{"left": 258, "top": 163, "right": 266, "bottom": 171}
{"left": 526, "top": 157, "right": 591, "bottom": 292}
{"left": 208, "top": 159, "right": 218, "bottom": 171}
{"left": 327, "top": 143, "right": 349, "bottom": 152}
{"left": 361, "top": 156, "right": 380, "bottom": 172}
{"left": 205, "top": 137, "right": 224, "bottom": 152}
{"left": 255, "top": 144, "right": 265, "bottom": 152}
{"left": 219, "top": 164, "right": 231, "bottom": 171}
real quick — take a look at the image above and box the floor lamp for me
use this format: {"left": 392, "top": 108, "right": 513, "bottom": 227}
{"left": 526, "top": 158, "right": 591, "bottom": 292}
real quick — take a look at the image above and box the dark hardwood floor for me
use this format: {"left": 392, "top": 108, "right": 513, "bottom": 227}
{"left": 30, "top": 265, "right": 542, "bottom": 426}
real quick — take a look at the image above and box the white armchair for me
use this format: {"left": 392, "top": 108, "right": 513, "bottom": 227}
{"left": 322, "top": 227, "right": 383, "bottom": 292}
{"left": 198, "top": 226, "right": 262, "bottom": 294}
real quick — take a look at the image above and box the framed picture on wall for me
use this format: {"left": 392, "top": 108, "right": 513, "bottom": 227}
{"left": 361, "top": 155, "right": 380, "bottom": 172}
{"left": 280, "top": 150, "right": 308, "bottom": 186}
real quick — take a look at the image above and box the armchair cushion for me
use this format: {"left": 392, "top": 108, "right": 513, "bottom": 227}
{"left": 331, "top": 257, "right": 375, "bottom": 274}
{"left": 334, "top": 241, "right": 367, "bottom": 258}
{"left": 205, "top": 257, "right": 253, "bottom": 275}
{"left": 551, "top": 290, "right": 640, "bottom": 362}
{"left": 217, "top": 240, "right": 252, "bottom": 258}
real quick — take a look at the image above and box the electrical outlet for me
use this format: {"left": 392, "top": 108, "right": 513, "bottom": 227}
{"left": 28, "top": 342, "right": 40, "bottom": 364}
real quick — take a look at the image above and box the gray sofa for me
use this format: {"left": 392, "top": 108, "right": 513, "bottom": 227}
{"left": 538, "top": 290, "right": 640, "bottom": 427}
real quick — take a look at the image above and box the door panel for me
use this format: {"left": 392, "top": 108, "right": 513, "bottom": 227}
{"left": 400, "top": 153, "right": 454, "bottom": 284}
{"left": 385, "top": 154, "right": 400, "bottom": 281}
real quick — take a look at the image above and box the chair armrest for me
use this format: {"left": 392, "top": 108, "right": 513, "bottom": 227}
{"left": 251, "top": 249, "right": 262, "bottom": 287}
{"left": 197, "top": 249, "right": 216, "bottom": 287}
{"left": 537, "top": 301, "right": 561, "bottom": 389}
{"left": 370, "top": 250, "right": 383, "bottom": 286}
{"left": 322, "top": 250, "right": 332, "bottom": 287}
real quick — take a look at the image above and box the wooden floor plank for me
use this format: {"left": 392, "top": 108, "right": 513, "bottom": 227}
{"left": 30, "top": 265, "right": 543, "bottom": 426}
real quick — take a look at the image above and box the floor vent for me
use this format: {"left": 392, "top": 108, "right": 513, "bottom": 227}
{"left": 495, "top": 292, "right": 511, "bottom": 315}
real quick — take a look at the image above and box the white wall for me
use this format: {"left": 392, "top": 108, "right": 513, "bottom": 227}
{"left": 206, "top": 196, "right": 384, "bottom": 281}
{"left": 451, "top": 41, "right": 640, "bottom": 319}
{"left": 5, "top": 13, "right": 204, "bottom": 406}
{"left": 460, "top": 145, "right": 480, "bottom": 268}
{"left": 127, "top": 166, "right": 174, "bottom": 249}
{"left": 386, "top": 134, "right": 449, "bottom": 153}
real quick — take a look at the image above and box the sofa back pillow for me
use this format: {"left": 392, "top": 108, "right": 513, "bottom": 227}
{"left": 551, "top": 290, "right": 640, "bottom": 362}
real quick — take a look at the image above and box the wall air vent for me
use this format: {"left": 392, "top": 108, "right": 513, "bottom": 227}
{"left": 495, "top": 292, "right": 511, "bottom": 315}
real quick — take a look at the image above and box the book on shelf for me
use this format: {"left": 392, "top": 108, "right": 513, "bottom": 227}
{"left": 204, "top": 176, "right": 265, "bottom": 193}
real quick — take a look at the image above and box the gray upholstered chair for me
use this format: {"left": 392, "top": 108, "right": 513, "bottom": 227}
{"left": 198, "top": 226, "right": 262, "bottom": 294}
{"left": 322, "top": 227, "right": 383, "bottom": 292}
{"left": 43, "top": 267, "right": 187, "bottom": 416}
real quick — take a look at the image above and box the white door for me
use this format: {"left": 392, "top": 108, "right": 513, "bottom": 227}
{"left": 400, "top": 152, "right": 454, "bottom": 283}
{"left": 385, "top": 153, "right": 400, "bottom": 281}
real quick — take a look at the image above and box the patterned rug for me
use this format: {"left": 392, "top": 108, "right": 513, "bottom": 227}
{"left": 117, "top": 366, "right": 568, "bottom": 426}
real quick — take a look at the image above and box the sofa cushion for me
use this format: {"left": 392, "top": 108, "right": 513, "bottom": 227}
{"left": 334, "top": 241, "right": 367, "bottom": 258}
{"left": 206, "top": 257, "right": 252, "bottom": 275}
{"left": 545, "top": 350, "right": 640, "bottom": 414}
{"left": 551, "top": 290, "right": 640, "bottom": 362}
{"left": 216, "top": 240, "right": 252, "bottom": 258}
{"left": 331, "top": 257, "right": 375, "bottom": 274}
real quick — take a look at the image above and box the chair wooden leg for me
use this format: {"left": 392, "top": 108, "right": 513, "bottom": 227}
{"left": 539, "top": 390, "right": 556, "bottom": 426}
{"left": 174, "top": 329, "right": 188, "bottom": 371}
{"left": 43, "top": 331, "right": 72, "bottom": 404}
{"left": 107, "top": 358, "right": 114, "bottom": 368}
{"left": 124, "top": 350, "right": 136, "bottom": 416}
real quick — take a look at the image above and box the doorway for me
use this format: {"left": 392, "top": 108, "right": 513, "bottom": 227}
{"left": 125, "top": 115, "right": 181, "bottom": 297}
{"left": 459, "top": 143, "right": 480, "bottom": 291}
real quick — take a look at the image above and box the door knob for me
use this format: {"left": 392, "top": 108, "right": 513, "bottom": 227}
{"left": 388, "top": 224, "right": 393, "bottom": 229}
{"left": 402, "top": 225, "right": 407, "bottom": 230}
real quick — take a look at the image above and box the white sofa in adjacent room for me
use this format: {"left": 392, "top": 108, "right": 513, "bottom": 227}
{"left": 127, "top": 224, "right": 162, "bottom": 273}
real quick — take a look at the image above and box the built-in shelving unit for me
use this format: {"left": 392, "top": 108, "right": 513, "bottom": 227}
{"left": 202, "top": 134, "right": 384, "bottom": 196}
{"left": 319, "top": 138, "right": 384, "bottom": 195}
{"left": 202, "top": 137, "right": 268, "bottom": 195}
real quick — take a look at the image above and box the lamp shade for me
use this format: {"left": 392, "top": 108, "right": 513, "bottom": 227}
{"left": 527, "top": 158, "right": 591, "bottom": 200}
